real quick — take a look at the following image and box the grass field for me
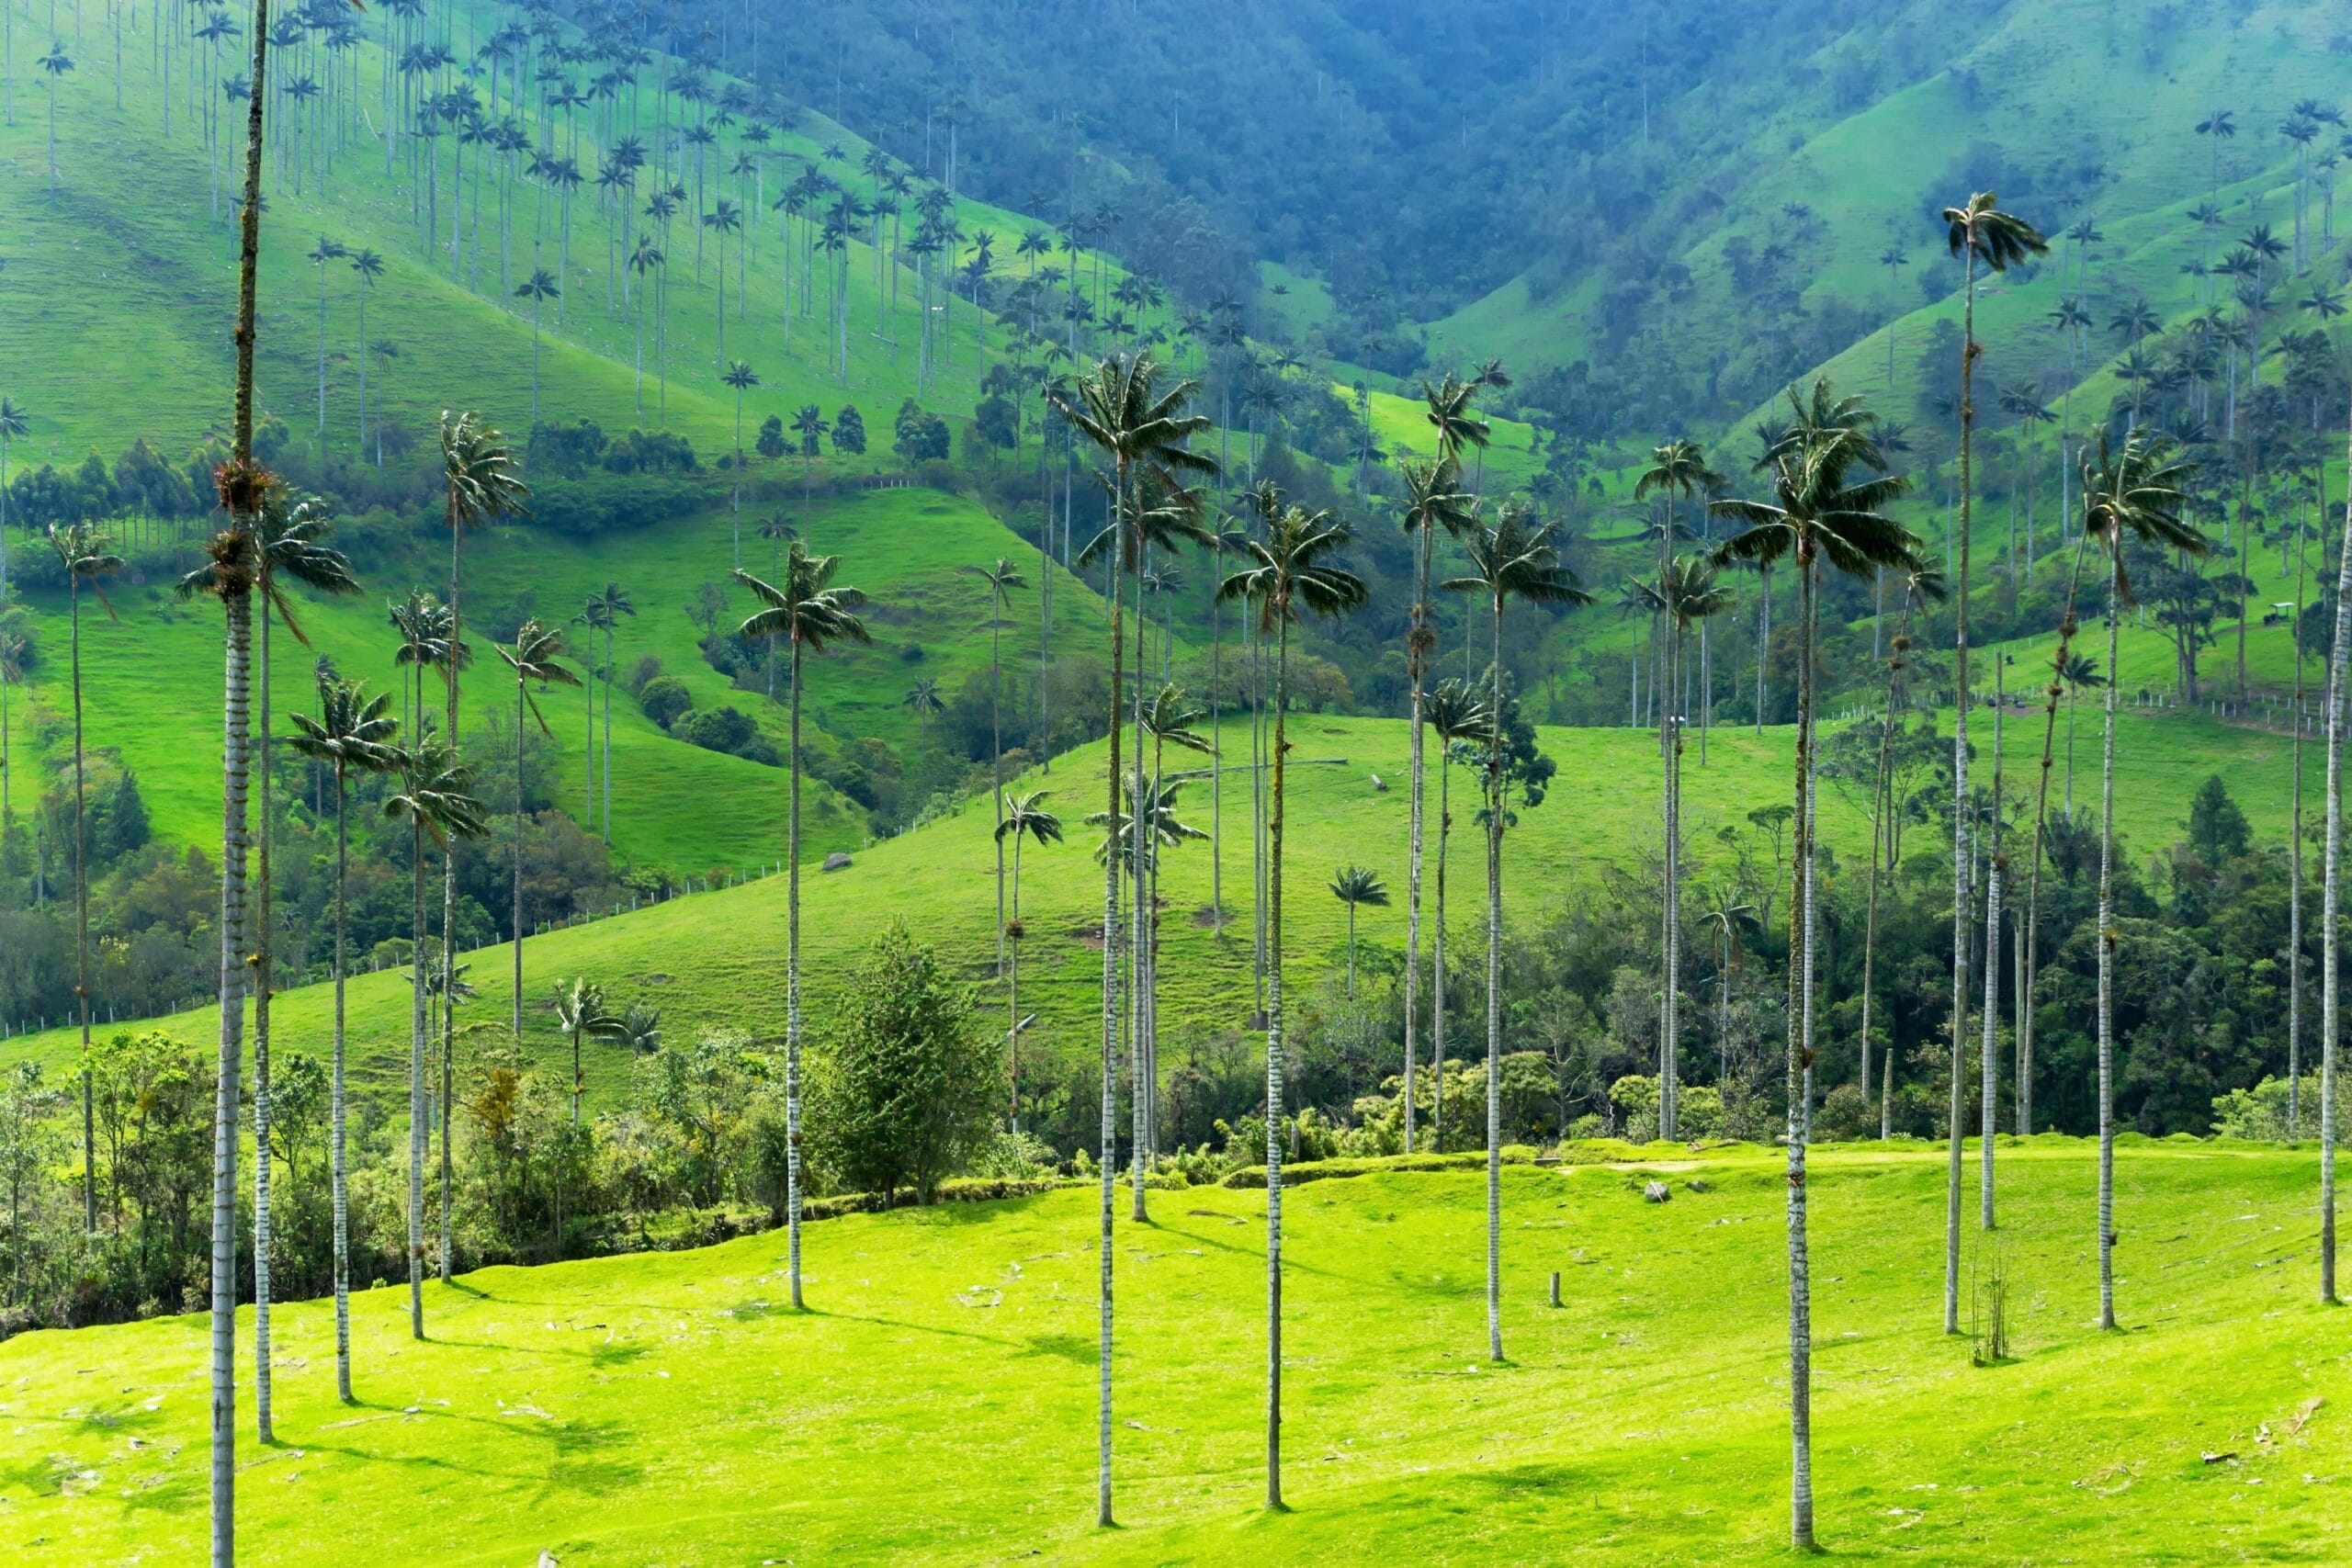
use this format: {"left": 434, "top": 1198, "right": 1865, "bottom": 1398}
{"left": 1, "top": 1140, "right": 2344, "bottom": 1563}
{"left": 0, "top": 701, "right": 2303, "bottom": 1112}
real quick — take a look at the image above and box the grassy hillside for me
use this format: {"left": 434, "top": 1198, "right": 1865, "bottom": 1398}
{"left": 0, "top": 703, "right": 2301, "bottom": 1105}
{"left": 1, "top": 486, "right": 1104, "bottom": 869}
{"left": 2, "top": 1141, "right": 2343, "bottom": 1562}
{"left": 1430, "top": 0, "right": 2344, "bottom": 423}
{"left": 0, "top": 0, "right": 1154, "bottom": 462}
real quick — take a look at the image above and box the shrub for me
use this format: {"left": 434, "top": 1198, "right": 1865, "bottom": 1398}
{"left": 805, "top": 924, "right": 1000, "bottom": 1204}
{"left": 675, "top": 705, "right": 759, "bottom": 758}
{"left": 639, "top": 676, "right": 694, "bottom": 729}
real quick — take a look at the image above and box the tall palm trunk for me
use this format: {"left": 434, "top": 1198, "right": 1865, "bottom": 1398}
{"left": 1404, "top": 517, "right": 1432, "bottom": 1153}
{"left": 2097, "top": 544, "right": 2126, "bottom": 1328}
{"left": 70, "top": 574, "right": 92, "bottom": 1234}
{"left": 1980, "top": 677, "right": 2003, "bottom": 1228}
{"left": 1485, "top": 591, "right": 1507, "bottom": 1363}
{"left": 1009, "top": 834, "right": 1024, "bottom": 1130}
{"left": 1786, "top": 548, "right": 1820, "bottom": 1549}
{"left": 1660, "top": 611, "right": 1680, "bottom": 1137}
{"left": 214, "top": 5, "right": 273, "bottom": 1549}
{"left": 2320, "top": 402, "right": 2352, "bottom": 1306}
{"left": 253, "top": 595, "right": 277, "bottom": 1432}
{"left": 1947, "top": 238, "right": 1981, "bottom": 1339}
{"left": 515, "top": 665, "right": 535, "bottom": 1052}
{"left": 2021, "top": 535, "right": 2095, "bottom": 1136}
{"left": 1432, "top": 750, "right": 1451, "bottom": 1148}
{"left": 1130, "top": 551, "right": 1150, "bottom": 1221}
{"left": 1264, "top": 597, "right": 1292, "bottom": 1508}
{"left": 1095, "top": 469, "right": 1125, "bottom": 1531}
{"left": 331, "top": 756, "right": 353, "bottom": 1401}
{"left": 991, "top": 612, "right": 1005, "bottom": 975}
{"left": 1861, "top": 587, "right": 1917, "bottom": 1141}
{"left": 440, "top": 493, "right": 461, "bottom": 1284}
{"left": 786, "top": 637, "right": 807, "bottom": 1307}
{"left": 603, "top": 622, "right": 615, "bottom": 843}
{"left": 2290, "top": 520, "right": 2309, "bottom": 1137}
{"left": 407, "top": 807, "right": 426, "bottom": 1339}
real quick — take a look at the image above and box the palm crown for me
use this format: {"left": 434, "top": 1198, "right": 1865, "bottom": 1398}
{"left": 287, "top": 672, "right": 400, "bottom": 776}
{"left": 1942, "top": 191, "right": 2050, "bottom": 274}
{"left": 1710, "top": 381, "right": 1918, "bottom": 580}
{"left": 1219, "top": 482, "right": 1370, "bottom": 630}
{"left": 735, "top": 541, "right": 872, "bottom": 653}
{"left": 497, "top": 618, "right": 583, "bottom": 735}
{"left": 2080, "top": 428, "right": 2205, "bottom": 602}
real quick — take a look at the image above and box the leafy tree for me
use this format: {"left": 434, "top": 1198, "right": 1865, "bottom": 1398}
{"left": 832, "top": 403, "right": 867, "bottom": 455}
{"left": 755, "top": 413, "right": 786, "bottom": 460}
{"left": 808, "top": 923, "right": 997, "bottom": 1204}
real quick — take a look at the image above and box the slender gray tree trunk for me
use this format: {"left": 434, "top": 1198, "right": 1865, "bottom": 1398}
{"left": 1947, "top": 243, "right": 1980, "bottom": 1339}
{"left": 2098, "top": 553, "right": 2124, "bottom": 1328}
{"left": 1486, "top": 593, "right": 1506, "bottom": 1363}
{"left": 787, "top": 638, "right": 806, "bottom": 1307}
{"left": 1265, "top": 613, "right": 1291, "bottom": 1508}
{"left": 1787, "top": 556, "right": 1818, "bottom": 1549}
{"left": 332, "top": 762, "right": 353, "bottom": 1400}
{"left": 1404, "top": 518, "right": 1431, "bottom": 1153}
{"left": 2320, "top": 402, "right": 2352, "bottom": 1306}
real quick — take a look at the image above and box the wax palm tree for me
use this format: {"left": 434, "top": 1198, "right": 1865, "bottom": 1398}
{"left": 381, "top": 734, "right": 482, "bottom": 1339}
{"left": 1396, "top": 456, "right": 1476, "bottom": 1154}
{"left": 628, "top": 236, "right": 664, "bottom": 419}
{"left": 2083, "top": 430, "right": 2202, "bottom": 1324}
{"left": 997, "top": 791, "right": 1064, "bottom": 1131}
{"left": 47, "top": 524, "right": 118, "bottom": 1236}
{"left": 961, "top": 557, "right": 1028, "bottom": 974}
{"left": 1424, "top": 678, "right": 1490, "bottom": 1147}
{"left": 0, "top": 631, "right": 21, "bottom": 834}
{"left": 1939, "top": 189, "right": 2045, "bottom": 1329}
{"left": 1328, "top": 865, "right": 1389, "bottom": 998}
{"left": 1220, "top": 483, "right": 1368, "bottom": 1509}
{"left": 586, "top": 581, "right": 633, "bottom": 841}
{"left": 0, "top": 397, "right": 27, "bottom": 595}
{"left": 348, "top": 250, "right": 382, "bottom": 457}
{"left": 789, "top": 404, "right": 829, "bottom": 530}
{"left": 496, "top": 618, "right": 582, "bottom": 1043}
{"left": 1051, "top": 353, "right": 1215, "bottom": 1528}
{"left": 1619, "top": 555, "right": 1734, "bottom": 1134}
{"left": 437, "top": 412, "right": 527, "bottom": 1193}
{"left": 245, "top": 493, "right": 356, "bottom": 1435}
{"left": 285, "top": 672, "right": 398, "bottom": 1404}
{"left": 209, "top": 0, "right": 310, "bottom": 1532}
{"left": 1133, "top": 683, "right": 1215, "bottom": 1149}
{"left": 571, "top": 597, "right": 608, "bottom": 829}
{"left": 1860, "top": 564, "right": 1946, "bottom": 1139}
{"left": 1198, "top": 513, "right": 1251, "bottom": 926}
{"left": 1712, "top": 378, "right": 1917, "bottom": 1550}
{"left": 553, "top": 976, "right": 624, "bottom": 1125}
{"left": 514, "top": 268, "right": 560, "bottom": 421}
{"left": 37, "top": 41, "right": 69, "bottom": 191}
{"left": 1444, "top": 502, "right": 1589, "bottom": 1369}
{"left": 1635, "top": 440, "right": 1726, "bottom": 768}
{"left": 303, "top": 236, "right": 346, "bottom": 439}
{"left": 735, "top": 544, "right": 870, "bottom": 1311}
